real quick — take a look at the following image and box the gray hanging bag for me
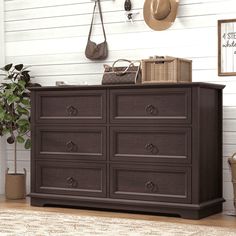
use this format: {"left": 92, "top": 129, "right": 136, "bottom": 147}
{"left": 85, "top": 0, "right": 108, "bottom": 60}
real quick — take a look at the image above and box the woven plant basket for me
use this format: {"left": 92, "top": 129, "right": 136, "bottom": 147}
{"left": 5, "top": 168, "right": 26, "bottom": 200}
{"left": 229, "top": 153, "right": 236, "bottom": 209}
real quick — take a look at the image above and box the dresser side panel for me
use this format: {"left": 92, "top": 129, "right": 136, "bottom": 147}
{"left": 199, "top": 88, "right": 223, "bottom": 202}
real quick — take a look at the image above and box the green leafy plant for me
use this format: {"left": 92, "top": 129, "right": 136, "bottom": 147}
{"left": 0, "top": 63, "right": 34, "bottom": 173}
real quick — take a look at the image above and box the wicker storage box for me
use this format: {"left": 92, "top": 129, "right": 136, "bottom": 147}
{"left": 141, "top": 56, "right": 192, "bottom": 83}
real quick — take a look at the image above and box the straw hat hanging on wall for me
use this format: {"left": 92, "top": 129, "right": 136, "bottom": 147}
{"left": 143, "top": 0, "right": 179, "bottom": 31}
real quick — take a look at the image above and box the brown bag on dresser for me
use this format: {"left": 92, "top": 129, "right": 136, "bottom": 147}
{"left": 85, "top": 0, "right": 108, "bottom": 60}
{"left": 102, "top": 59, "right": 141, "bottom": 85}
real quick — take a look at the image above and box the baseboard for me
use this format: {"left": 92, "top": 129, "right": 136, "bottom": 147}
{"left": 30, "top": 193, "right": 224, "bottom": 220}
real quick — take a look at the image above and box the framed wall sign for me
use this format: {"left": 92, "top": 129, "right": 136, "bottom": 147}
{"left": 218, "top": 19, "right": 236, "bottom": 76}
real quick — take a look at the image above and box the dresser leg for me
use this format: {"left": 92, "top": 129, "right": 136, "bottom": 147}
{"left": 179, "top": 204, "right": 223, "bottom": 219}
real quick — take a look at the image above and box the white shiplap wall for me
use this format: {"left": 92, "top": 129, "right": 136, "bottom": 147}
{"left": 0, "top": 0, "right": 6, "bottom": 194}
{"left": 3, "top": 0, "right": 236, "bottom": 210}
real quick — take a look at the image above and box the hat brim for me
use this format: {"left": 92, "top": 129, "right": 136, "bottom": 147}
{"left": 143, "top": 0, "right": 179, "bottom": 31}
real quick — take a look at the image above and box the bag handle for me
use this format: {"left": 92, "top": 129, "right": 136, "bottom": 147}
{"left": 112, "top": 59, "right": 135, "bottom": 76}
{"left": 88, "top": 0, "right": 107, "bottom": 42}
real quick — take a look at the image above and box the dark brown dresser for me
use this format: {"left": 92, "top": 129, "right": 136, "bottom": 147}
{"left": 29, "top": 83, "right": 225, "bottom": 219}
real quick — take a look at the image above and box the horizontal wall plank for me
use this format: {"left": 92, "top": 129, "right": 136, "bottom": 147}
{"left": 5, "top": 47, "right": 217, "bottom": 66}
{"left": 5, "top": 27, "right": 217, "bottom": 57}
{"left": 224, "top": 107, "right": 236, "bottom": 119}
{"left": 223, "top": 155, "right": 231, "bottom": 170}
{"left": 224, "top": 120, "right": 236, "bottom": 132}
{"left": 223, "top": 183, "right": 234, "bottom": 200}
{"left": 223, "top": 94, "right": 236, "bottom": 107}
{"left": 223, "top": 199, "right": 234, "bottom": 211}
{"left": 9, "top": 57, "right": 215, "bottom": 78}
{"left": 4, "top": 10, "right": 228, "bottom": 34}
{"left": 223, "top": 132, "right": 236, "bottom": 144}
{"left": 5, "top": 0, "right": 230, "bottom": 12}
{"left": 5, "top": 0, "right": 236, "bottom": 22}
{"left": 6, "top": 150, "right": 30, "bottom": 161}
{"left": 224, "top": 169, "right": 232, "bottom": 182}
{"left": 7, "top": 12, "right": 236, "bottom": 43}
{"left": 223, "top": 145, "right": 236, "bottom": 158}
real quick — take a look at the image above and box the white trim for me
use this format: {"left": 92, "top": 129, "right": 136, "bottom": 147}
{"left": 0, "top": 0, "right": 6, "bottom": 194}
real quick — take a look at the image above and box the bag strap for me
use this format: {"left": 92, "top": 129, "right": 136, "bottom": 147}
{"left": 112, "top": 59, "right": 141, "bottom": 76}
{"left": 112, "top": 59, "right": 134, "bottom": 76}
{"left": 88, "top": 0, "right": 107, "bottom": 42}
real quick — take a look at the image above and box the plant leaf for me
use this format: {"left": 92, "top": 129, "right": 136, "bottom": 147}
{"left": 4, "top": 64, "right": 13, "bottom": 71}
{"left": 24, "top": 139, "right": 31, "bottom": 149}
{"left": 14, "top": 64, "right": 24, "bottom": 71}
{"left": 5, "top": 89, "right": 13, "bottom": 97}
{"left": 0, "top": 108, "right": 6, "bottom": 121}
{"left": 18, "top": 80, "right": 26, "bottom": 89}
{"left": 19, "top": 125, "right": 28, "bottom": 134}
{"left": 16, "top": 119, "right": 29, "bottom": 126}
{"left": 16, "top": 106, "right": 29, "bottom": 115}
{"left": 4, "top": 113, "right": 13, "bottom": 122}
{"left": 21, "top": 98, "right": 30, "bottom": 106}
{"left": 7, "top": 94, "right": 20, "bottom": 105}
{"left": 16, "top": 135, "right": 25, "bottom": 143}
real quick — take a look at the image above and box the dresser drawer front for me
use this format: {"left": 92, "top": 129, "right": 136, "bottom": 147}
{"left": 110, "top": 88, "right": 191, "bottom": 123}
{"left": 35, "top": 126, "right": 106, "bottom": 160}
{"left": 35, "top": 161, "right": 106, "bottom": 197}
{"left": 110, "top": 164, "right": 191, "bottom": 203}
{"left": 35, "top": 90, "right": 106, "bottom": 123}
{"left": 110, "top": 127, "right": 191, "bottom": 163}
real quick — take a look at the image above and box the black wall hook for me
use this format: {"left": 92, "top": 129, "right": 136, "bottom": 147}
{"left": 124, "top": 0, "right": 132, "bottom": 11}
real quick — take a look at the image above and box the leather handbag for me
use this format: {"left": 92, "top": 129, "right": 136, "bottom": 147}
{"left": 85, "top": 0, "right": 108, "bottom": 60}
{"left": 102, "top": 59, "right": 141, "bottom": 85}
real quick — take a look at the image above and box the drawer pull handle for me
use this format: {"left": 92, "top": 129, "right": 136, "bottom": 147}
{"left": 145, "top": 143, "right": 159, "bottom": 154}
{"left": 145, "top": 104, "right": 156, "bottom": 115}
{"left": 66, "top": 105, "right": 78, "bottom": 116}
{"left": 66, "top": 177, "right": 78, "bottom": 188}
{"left": 145, "top": 181, "right": 155, "bottom": 192}
{"left": 66, "top": 141, "right": 77, "bottom": 152}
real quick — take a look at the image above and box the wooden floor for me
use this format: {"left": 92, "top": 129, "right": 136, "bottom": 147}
{"left": 0, "top": 196, "right": 235, "bottom": 229}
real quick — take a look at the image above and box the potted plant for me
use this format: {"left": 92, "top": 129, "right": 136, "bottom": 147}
{"left": 0, "top": 63, "right": 33, "bottom": 199}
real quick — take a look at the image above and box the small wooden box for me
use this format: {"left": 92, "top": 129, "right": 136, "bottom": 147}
{"left": 141, "top": 57, "right": 192, "bottom": 83}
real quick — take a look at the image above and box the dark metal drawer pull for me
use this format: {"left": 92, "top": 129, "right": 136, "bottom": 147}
{"left": 66, "top": 141, "right": 77, "bottom": 152}
{"left": 145, "top": 143, "right": 159, "bottom": 154}
{"left": 66, "top": 177, "right": 78, "bottom": 188}
{"left": 66, "top": 105, "right": 78, "bottom": 116}
{"left": 145, "top": 181, "right": 155, "bottom": 192}
{"left": 145, "top": 104, "right": 157, "bottom": 115}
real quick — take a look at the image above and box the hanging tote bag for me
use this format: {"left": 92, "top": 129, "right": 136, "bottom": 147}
{"left": 85, "top": 0, "right": 108, "bottom": 60}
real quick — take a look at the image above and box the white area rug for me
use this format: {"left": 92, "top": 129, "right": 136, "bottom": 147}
{"left": 0, "top": 209, "right": 235, "bottom": 236}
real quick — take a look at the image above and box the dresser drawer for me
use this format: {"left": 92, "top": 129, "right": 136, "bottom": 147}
{"left": 110, "top": 127, "right": 191, "bottom": 164}
{"left": 35, "top": 126, "right": 106, "bottom": 160}
{"left": 35, "top": 90, "right": 106, "bottom": 123}
{"left": 35, "top": 161, "right": 106, "bottom": 197}
{"left": 110, "top": 88, "right": 191, "bottom": 124}
{"left": 110, "top": 164, "right": 191, "bottom": 203}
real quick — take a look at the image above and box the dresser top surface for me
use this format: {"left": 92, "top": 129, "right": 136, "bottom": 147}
{"left": 29, "top": 82, "right": 225, "bottom": 91}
